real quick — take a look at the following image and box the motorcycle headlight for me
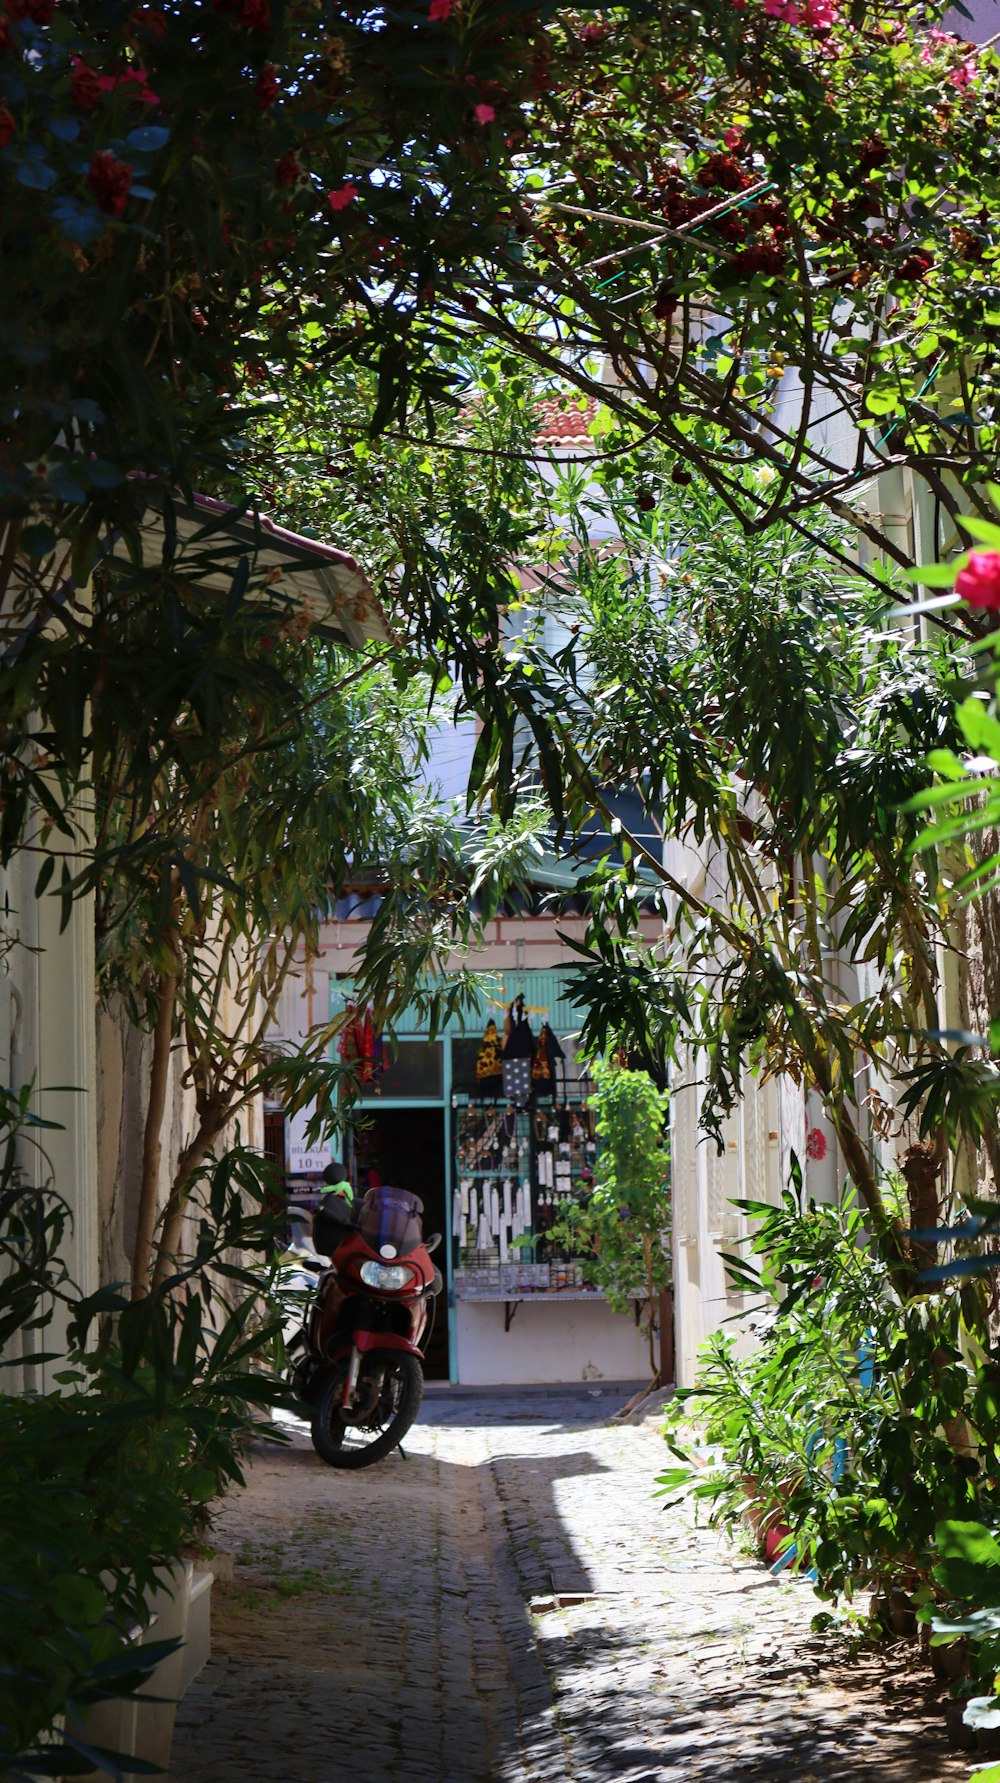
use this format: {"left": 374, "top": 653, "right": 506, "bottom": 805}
{"left": 359, "top": 1260, "right": 416, "bottom": 1291}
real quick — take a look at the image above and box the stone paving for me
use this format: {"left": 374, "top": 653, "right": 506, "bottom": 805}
{"left": 169, "top": 1386, "right": 969, "bottom": 1783}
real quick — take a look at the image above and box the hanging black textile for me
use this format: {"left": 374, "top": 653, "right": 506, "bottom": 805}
{"left": 501, "top": 995, "right": 534, "bottom": 1106}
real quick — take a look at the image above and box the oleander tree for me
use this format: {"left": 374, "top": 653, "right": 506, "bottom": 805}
{"left": 5, "top": 0, "right": 1000, "bottom": 1288}
{"left": 547, "top": 1061, "right": 671, "bottom": 1380}
{"left": 4, "top": 0, "right": 1000, "bottom": 899}
{"left": 89, "top": 609, "right": 551, "bottom": 1295}
{"left": 494, "top": 474, "right": 991, "bottom": 1271}
{"left": 240, "top": 0, "right": 1000, "bottom": 601}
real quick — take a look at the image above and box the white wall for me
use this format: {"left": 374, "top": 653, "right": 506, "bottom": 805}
{"left": 0, "top": 837, "right": 99, "bottom": 1388}
{"left": 944, "top": 0, "right": 998, "bottom": 40}
{"left": 456, "top": 1298, "right": 649, "bottom": 1385}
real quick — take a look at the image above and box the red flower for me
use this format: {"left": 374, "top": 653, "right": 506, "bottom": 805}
{"left": 728, "top": 240, "right": 786, "bottom": 277}
{"left": 897, "top": 251, "right": 933, "bottom": 283}
{"left": 474, "top": 102, "right": 495, "bottom": 124}
{"left": 636, "top": 491, "right": 656, "bottom": 512}
{"left": 806, "top": 1126, "right": 827, "bottom": 1162}
{"left": 579, "top": 21, "right": 606, "bottom": 42}
{"left": 697, "top": 152, "right": 750, "bottom": 193}
{"left": 0, "top": 105, "right": 14, "bottom": 147}
{"left": 71, "top": 62, "right": 103, "bottom": 109}
{"left": 956, "top": 551, "right": 1000, "bottom": 611}
{"left": 275, "top": 150, "right": 299, "bottom": 185}
{"left": 255, "top": 61, "right": 278, "bottom": 107}
{"left": 237, "top": 0, "right": 270, "bottom": 23}
{"left": 328, "top": 181, "right": 357, "bottom": 212}
{"left": 87, "top": 150, "right": 133, "bottom": 216}
{"left": 857, "top": 133, "right": 888, "bottom": 176}
{"left": 428, "top": 0, "right": 453, "bottom": 19}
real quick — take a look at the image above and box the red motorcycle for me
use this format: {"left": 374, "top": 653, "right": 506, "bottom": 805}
{"left": 291, "top": 1186, "right": 442, "bottom": 1469}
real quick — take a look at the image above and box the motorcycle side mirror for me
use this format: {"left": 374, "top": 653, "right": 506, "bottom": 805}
{"left": 425, "top": 1232, "right": 442, "bottom": 1253}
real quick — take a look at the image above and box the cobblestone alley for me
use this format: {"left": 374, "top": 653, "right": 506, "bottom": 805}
{"left": 169, "top": 1388, "right": 968, "bottom": 1783}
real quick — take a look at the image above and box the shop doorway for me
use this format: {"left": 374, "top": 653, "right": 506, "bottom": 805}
{"left": 349, "top": 1106, "right": 449, "bottom": 1381}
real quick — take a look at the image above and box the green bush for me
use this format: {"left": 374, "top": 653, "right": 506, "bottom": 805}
{"left": 545, "top": 1061, "right": 670, "bottom": 1373}
{"left": 0, "top": 1125, "right": 288, "bottom": 1779}
{"left": 659, "top": 1182, "right": 1000, "bottom": 1612}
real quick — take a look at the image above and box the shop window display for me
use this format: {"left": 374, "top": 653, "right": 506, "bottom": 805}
{"left": 451, "top": 1072, "right": 601, "bottom": 1301}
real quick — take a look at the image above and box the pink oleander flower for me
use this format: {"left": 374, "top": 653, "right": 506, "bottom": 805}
{"left": 723, "top": 126, "right": 743, "bottom": 148}
{"left": 803, "top": 0, "right": 837, "bottom": 29}
{"left": 96, "top": 65, "right": 160, "bottom": 105}
{"left": 328, "top": 182, "right": 357, "bottom": 212}
{"left": 956, "top": 550, "right": 1000, "bottom": 611}
{"left": 474, "top": 102, "right": 495, "bottom": 123}
{"left": 428, "top": 0, "right": 453, "bottom": 19}
{"left": 806, "top": 1127, "right": 828, "bottom": 1162}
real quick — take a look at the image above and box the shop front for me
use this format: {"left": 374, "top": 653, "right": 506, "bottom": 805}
{"left": 332, "top": 970, "right": 653, "bottom": 1387}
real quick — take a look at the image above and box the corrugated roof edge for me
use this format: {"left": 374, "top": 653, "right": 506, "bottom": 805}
{"left": 188, "top": 493, "right": 396, "bottom": 648}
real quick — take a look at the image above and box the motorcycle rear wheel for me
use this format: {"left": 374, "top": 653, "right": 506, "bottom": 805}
{"left": 310, "top": 1353, "right": 424, "bottom": 1469}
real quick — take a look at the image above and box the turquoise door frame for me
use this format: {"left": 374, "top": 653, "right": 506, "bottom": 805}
{"left": 352, "top": 1081, "right": 456, "bottom": 1381}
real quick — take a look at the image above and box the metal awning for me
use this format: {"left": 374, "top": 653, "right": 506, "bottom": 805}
{"left": 132, "top": 494, "right": 393, "bottom": 649}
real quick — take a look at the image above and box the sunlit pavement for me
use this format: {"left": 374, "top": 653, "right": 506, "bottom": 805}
{"left": 169, "top": 1388, "right": 966, "bottom": 1783}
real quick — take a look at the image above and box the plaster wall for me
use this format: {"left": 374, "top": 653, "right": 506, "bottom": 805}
{"left": 944, "top": 0, "right": 997, "bottom": 40}
{"left": 0, "top": 834, "right": 99, "bottom": 1387}
{"left": 455, "top": 1298, "right": 649, "bottom": 1385}
{"left": 94, "top": 952, "right": 264, "bottom": 1295}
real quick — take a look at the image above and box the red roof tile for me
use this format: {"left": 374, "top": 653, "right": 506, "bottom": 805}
{"left": 535, "top": 396, "right": 598, "bottom": 446}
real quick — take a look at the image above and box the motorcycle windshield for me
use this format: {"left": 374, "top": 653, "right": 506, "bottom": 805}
{"left": 356, "top": 1187, "right": 425, "bottom": 1259}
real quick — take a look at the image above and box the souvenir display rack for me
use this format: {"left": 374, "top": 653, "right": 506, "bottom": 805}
{"left": 451, "top": 1088, "right": 605, "bottom": 1323}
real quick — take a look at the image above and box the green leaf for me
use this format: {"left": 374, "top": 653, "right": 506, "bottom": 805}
{"left": 960, "top": 516, "right": 1000, "bottom": 548}
{"left": 933, "top": 1520, "right": 1000, "bottom": 1605}
{"left": 864, "top": 389, "right": 903, "bottom": 416}
{"left": 905, "top": 561, "right": 959, "bottom": 588}
{"left": 958, "top": 698, "right": 1000, "bottom": 757}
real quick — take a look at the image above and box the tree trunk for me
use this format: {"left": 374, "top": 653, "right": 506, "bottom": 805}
{"left": 658, "top": 1288, "right": 675, "bottom": 1385}
{"left": 900, "top": 1139, "right": 942, "bottom": 1274}
{"left": 151, "top": 1123, "right": 223, "bottom": 1291}
{"left": 131, "top": 964, "right": 178, "bottom": 1298}
{"left": 643, "top": 1234, "right": 657, "bottom": 1376}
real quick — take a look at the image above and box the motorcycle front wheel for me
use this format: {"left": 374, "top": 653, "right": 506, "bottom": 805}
{"left": 310, "top": 1352, "right": 424, "bottom": 1469}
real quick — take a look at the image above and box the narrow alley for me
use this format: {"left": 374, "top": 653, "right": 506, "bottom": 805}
{"left": 169, "top": 1389, "right": 967, "bottom": 1783}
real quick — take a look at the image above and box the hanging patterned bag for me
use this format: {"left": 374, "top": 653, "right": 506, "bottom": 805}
{"left": 501, "top": 994, "right": 534, "bottom": 1107}
{"left": 531, "top": 1022, "right": 565, "bottom": 1098}
{"left": 475, "top": 1017, "right": 503, "bottom": 1087}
